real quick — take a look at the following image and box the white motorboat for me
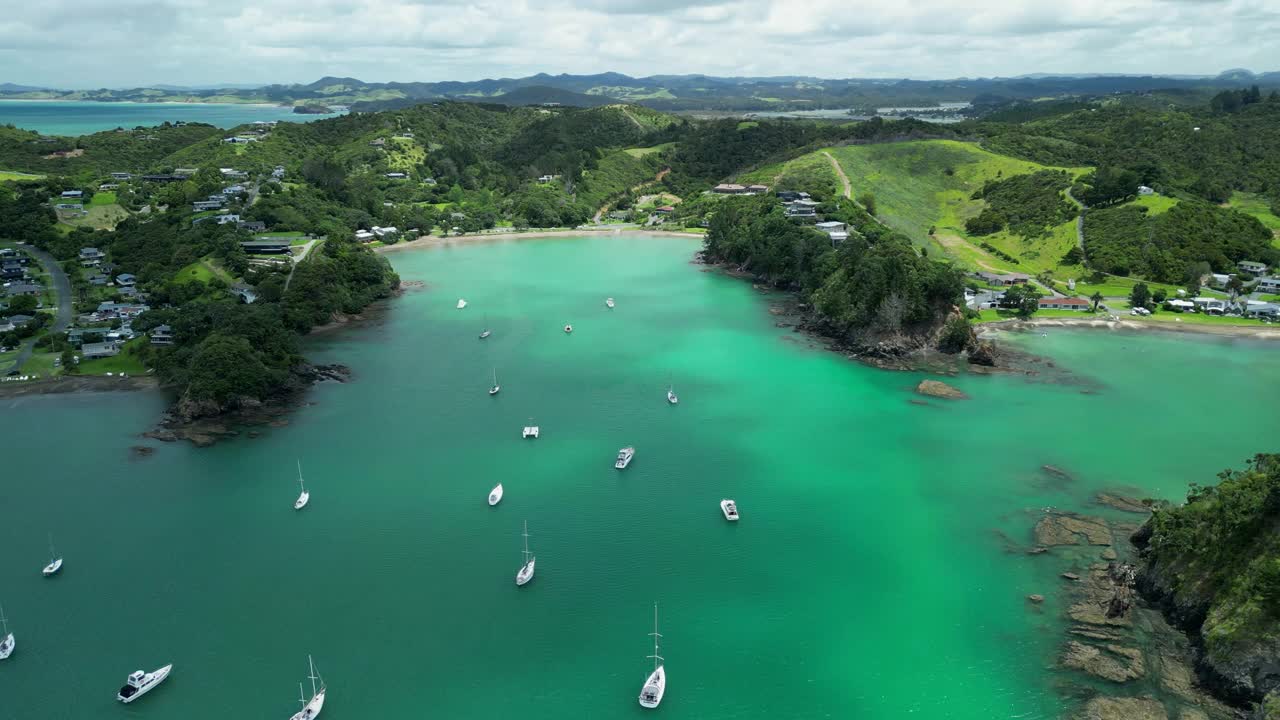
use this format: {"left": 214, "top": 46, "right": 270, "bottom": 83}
{"left": 615, "top": 446, "right": 635, "bottom": 470}
{"left": 563, "top": 324, "right": 573, "bottom": 333}
{"left": 515, "top": 520, "right": 536, "bottom": 586}
{"left": 606, "top": 297, "right": 615, "bottom": 308}
{"left": 489, "top": 368, "right": 500, "bottom": 396}
{"left": 0, "top": 604, "right": 13, "bottom": 660}
{"left": 457, "top": 299, "right": 467, "bottom": 309}
{"left": 667, "top": 385, "right": 679, "bottom": 405}
{"left": 720, "top": 499, "right": 740, "bottom": 521}
{"left": 294, "top": 460, "right": 310, "bottom": 510}
{"left": 43, "top": 534, "right": 63, "bottom": 577}
{"left": 117, "top": 663, "right": 172, "bottom": 703}
{"left": 638, "top": 603, "right": 666, "bottom": 709}
{"left": 289, "top": 655, "right": 326, "bottom": 720}
{"left": 479, "top": 329, "right": 491, "bottom": 339}
{"left": 522, "top": 425, "right": 539, "bottom": 439}
{"left": 489, "top": 483, "right": 504, "bottom": 506}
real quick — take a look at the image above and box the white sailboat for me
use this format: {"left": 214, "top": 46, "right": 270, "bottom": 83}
{"left": 638, "top": 603, "right": 666, "bottom": 709}
{"left": 606, "top": 297, "right": 615, "bottom": 308}
{"left": 563, "top": 324, "right": 573, "bottom": 334}
{"left": 117, "top": 663, "right": 172, "bottom": 703}
{"left": 489, "top": 483, "right": 504, "bottom": 506}
{"left": 479, "top": 315, "right": 491, "bottom": 339}
{"left": 43, "top": 533, "right": 63, "bottom": 577}
{"left": 515, "top": 520, "right": 536, "bottom": 586}
{"left": 293, "top": 460, "right": 310, "bottom": 510}
{"left": 0, "top": 604, "right": 14, "bottom": 660}
{"left": 667, "top": 384, "right": 679, "bottom": 405}
{"left": 289, "top": 655, "right": 326, "bottom": 720}
{"left": 457, "top": 298, "right": 467, "bottom": 309}
{"left": 489, "top": 367, "right": 500, "bottom": 396}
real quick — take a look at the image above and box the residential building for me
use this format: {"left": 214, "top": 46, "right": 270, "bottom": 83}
{"left": 1258, "top": 277, "right": 1280, "bottom": 292}
{"left": 149, "top": 325, "right": 174, "bottom": 346}
{"left": 977, "top": 271, "right": 1031, "bottom": 286}
{"left": 95, "top": 302, "right": 149, "bottom": 319}
{"left": 745, "top": 185, "right": 769, "bottom": 195}
{"left": 222, "top": 136, "right": 258, "bottom": 144}
{"left": 222, "top": 185, "right": 246, "bottom": 195}
{"left": 1209, "top": 273, "right": 1233, "bottom": 287}
{"left": 88, "top": 274, "right": 108, "bottom": 286}
{"left": 1166, "top": 299, "right": 1195, "bottom": 311}
{"left": 140, "top": 174, "right": 182, "bottom": 183}
{"left": 0, "top": 264, "right": 24, "bottom": 281}
{"left": 99, "top": 183, "right": 119, "bottom": 191}
{"left": 815, "top": 220, "right": 849, "bottom": 244}
{"left": 231, "top": 283, "right": 258, "bottom": 304}
{"left": 655, "top": 206, "right": 675, "bottom": 214}
{"left": 369, "top": 138, "right": 386, "bottom": 147}
{"left": 354, "top": 229, "right": 376, "bottom": 242}
{"left": 776, "top": 190, "right": 810, "bottom": 202}
{"left": 81, "top": 341, "right": 120, "bottom": 359}
{"left": 193, "top": 199, "right": 226, "bottom": 212}
{"left": 219, "top": 168, "right": 248, "bottom": 179}
{"left": 1245, "top": 303, "right": 1280, "bottom": 318}
{"left": 116, "top": 273, "right": 137, "bottom": 287}
{"left": 712, "top": 183, "right": 748, "bottom": 195}
{"left": 110, "top": 172, "right": 132, "bottom": 180}
{"left": 1192, "top": 297, "right": 1227, "bottom": 314}
{"left": 385, "top": 172, "right": 407, "bottom": 179}
{"left": 1137, "top": 186, "right": 1155, "bottom": 196}
{"left": 4, "top": 283, "right": 40, "bottom": 297}
{"left": 271, "top": 166, "right": 286, "bottom": 179}
{"left": 1038, "top": 297, "right": 1091, "bottom": 311}
{"left": 79, "top": 247, "right": 105, "bottom": 263}
{"left": 60, "top": 189, "right": 83, "bottom": 199}
{"left": 1238, "top": 260, "right": 1268, "bottom": 275}
{"left": 239, "top": 240, "right": 292, "bottom": 254}
{"left": 173, "top": 168, "right": 197, "bottom": 178}
{"left": 237, "top": 221, "right": 267, "bottom": 232}
{"left": 538, "top": 174, "right": 559, "bottom": 183}
{"left": 372, "top": 226, "right": 399, "bottom": 238}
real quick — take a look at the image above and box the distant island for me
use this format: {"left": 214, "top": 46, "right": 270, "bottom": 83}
{"left": 292, "top": 103, "right": 334, "bottom": 115}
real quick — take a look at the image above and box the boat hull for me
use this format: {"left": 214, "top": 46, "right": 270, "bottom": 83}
{"left": 117, "top": 664, "right": 172, "bottom": 703}
{"left": 639, "top": 666, "right": 666, "bottom": 708}
{"left": 0, "top": 632, "right": 14, "bottom": 659}
{"left": 43, "top": 558, "right": 64, "bottom": 576}
{"left": 516, "top": 558, "right": 536, "bottom": 586}
{"left": 294, "top": 491, "right": 310, "bottom": 510}
{"left": 720, "top": 499, "right": 739, "bottom": 521}
{"left": 489, "top": 484, "right": 504, "bottom": 506}
{"left": 290, "top": 688, "right": 325, "bottom": 720}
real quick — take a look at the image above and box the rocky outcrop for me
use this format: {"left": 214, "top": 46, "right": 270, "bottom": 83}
{"left": 1061, "top": 640, "right": 1146, "bottom": 682}
{"left": 1095, "top": 492, "right": 1153, "bottom": 514}
{"left": 916, "top": 379, "right": 968, "bottom": 400}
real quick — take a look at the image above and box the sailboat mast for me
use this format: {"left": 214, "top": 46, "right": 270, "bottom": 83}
{"left": 522, "top": 521, "right": 530, "bottom": 562}
{"left": 0, "top": 604, "right": 7, "bottom": 634}
{"left": 648, "top": 602, "right": 663, "bottom": 670}
{"left": 307, "top": 654, "right": 318, "bottom": 698}
{"left": 297, "top": 460, "right": 305, "bottom": 491}
{"left": 48, "top": 532, "right": 55, "bottom": 561}
{"left": 297, "top": 682, "right": 305, "bottom": 705}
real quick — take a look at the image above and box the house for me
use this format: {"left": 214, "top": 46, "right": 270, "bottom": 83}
{"left": 222, "top": 185, "right": 246, "bottom": 195}
{"left": 80, "top": 247, "right": 105, "bottom": 262}
{"left": 219, "top": 168, "right": 248, "bottom": 179}
{"left": 239, "top": 240, "right": 292, "bottom": 254}
{"left": 237, "top": 221, "right": 267, "bottom": 232}
{"left": 4, "top": 283, "right": 41, "bottom": 297}
{"left": 67, "top": 327, "right": 105, "bottom": 347}
{"left": 396, "top": 131, "right": 415, "bottom": 139}
{"left": 81, "top": 341, "right": 120, "bottom": 359}
{"left": 110, "top": 172, "right": 132, "bottom": 180}
{"left": 140, "top": 174, "right": 182, "bottom": 183}
{"left": 372, "top": 226, "right": 398, "bottom": 238}
{"left": 88, "top": 274, "right": 108, "bottom": 286}
{"left": 1257, "top": 277, "right": 1280, "bottom": 293}
{"left": 99, "top": 183, "right": 119, "bottom": 191}
{"left": 5, "top": 314, "right": 35, "bottom": 327}
{"left": 354, "top": 229, "right": 375, "bottom": 242}
{"left": 60, "top": 189, "right": 83, "bottom": 199}
{"left": 213, "top": 214, "right": 242, "bottom": 225}
{"left": 745, "top": 185, "right": 769, "bottom": 195}
{"left": 149, "top": 324, "right": 174, "bottom": 345}
{"left": 1038, "top": 297, "right": 1091, "bottom": 311}
{"left": 271, "top": 166, "right": 286, "bottom": 179}
{"left": 369, "top": 138, "right": 386, "bottom": 147}
{"left": 776, "top": 190, "right": 810, "bottom": 202}
{"left": 537, "top": 174, "right": 559, "bottom": 183}
{"left": 1245, "top": 303, "right": 1280, "bottom": 318}
{"left": 977, "top": 271, "right": 1031, "bottom": 286}
{"left": 115, "top": 273, "right": 137, "bottom": 287}
{"left": 173, "top": 168, "right": 197, "bottom": 178}
{"left": 1238, "top": 260, "right": 1267, "bottom": 275}
{"left": 1166, "top": 299, "right": 1195, "bottom": 311}
{"left": 1192, "top": 297, "right": 1227, "bottom": 314}
{"left": 222, "top": 136, "right": 258, "bottom": 144}
{"left": 655, "top": 206, "right": 675, "bottom": 214}
{"left": 55, "top": 203, "right": 84, "bottom": 212}
{"left": 385, "top": 172, "right": 407, "bottom": 180}
{"left": 192, "top": 200, "right": 225, "bottom": 212}
{"left": 712, "top": 183, "right": 748, "bottom": 195}
{"left": 0, "top": 248, "right": 14, "bottom": 259}
{"left": 815, "top": 221, "right": 849, "bottom": 244}
{"left": 423, "top": 177, "right": 438, "bottom": 186}
{"left": 95, "top": 302, "right": 149, "bottom": 319}
{"left": 231, "top": 283, "right": 258, "bottom": 304}
{"left": 1209, "top": 273, "right": 1233, "bottom": 287}
{"left": 0, "top": 264, "right": 24, "bottom": 281}
{"left": 1137, "top": 186, "right": 1155, "bottom": 196}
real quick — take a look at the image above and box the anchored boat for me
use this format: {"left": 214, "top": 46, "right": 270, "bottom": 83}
{"left": 0, "top": 604, "right": 14, "bottom": 660}
{"left": 288, "top": 655, "right": 325, "bottom": 720}
{"left": 516, "top": 521, "right": 536, "bottom": 586}
{"left": 117, "top": 664, "right": 172, "bottom": 704}
{"left": 720, "top": 499, "right": 740, "bottom": 521}
{"left": 294, "top": 460, "right": 310, "bottom": 510}
{"left": 638, "top": 603, "right": 666, "bottom": 709}
{"left": 43, "top": 533, "right": 63, "bottom": 577}
{"left": 489, "top": 483, "right": 504, "bottom": 506}
{"left": 615, "top": 446, "right": 635, "bottom": 470}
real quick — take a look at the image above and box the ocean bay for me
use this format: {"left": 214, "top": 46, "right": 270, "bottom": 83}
{"left": 0, "top": 100, "right": 341, "bottom": 136}
{"left": 1, "top": 233, "right": 1278, "bottom": 718}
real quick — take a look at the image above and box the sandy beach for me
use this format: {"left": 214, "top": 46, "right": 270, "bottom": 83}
{"left": 980, "top": 316, "right": 1280, "bottom": 340}
{"left": 373, "top": 228, "right": 704, "bottom": 255}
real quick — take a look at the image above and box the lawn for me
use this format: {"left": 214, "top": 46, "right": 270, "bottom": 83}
{"left": 0, "top": 170, "right": 44, "bottom": 182}
{"left": 59, "top": 202, "right": 129, "bottom": 231}
{"left": 1070, "top": 274, "right": 1183, "bottom": 299}
{"left": 974, "top": 308, "right": 1099, "bottom": 323}
{"left": 824, "top": 140, "right": 1091, "bottom": 264}
{"left": 21, "top": 351, "right": 59, "bottom": 379}
{"left": 76, "top": 343, "right": 148, "bottom": 376}
{"left": 624, "top": 143, "right": 674, "bottom": 158}
{"left": 88, "top": 191, "right": 117, "bottom": 207}
{"left": 1130, "top": 194, "right": 1179, "bottom": 215}
{"left": 1138, "top": 311, "right": 1274, "bottom": 328}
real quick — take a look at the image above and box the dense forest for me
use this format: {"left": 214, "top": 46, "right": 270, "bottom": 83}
{"left": 965, "top": 170, "right": 1076, "bottom": 238}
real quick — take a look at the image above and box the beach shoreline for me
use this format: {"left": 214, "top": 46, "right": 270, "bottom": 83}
{"left": 373, "top": 229, "right": 704, "bottom": 255}
{"left": 979, "top": 315, "right": 1280, "bottom": 340}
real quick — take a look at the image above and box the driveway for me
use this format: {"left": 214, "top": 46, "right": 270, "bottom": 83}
{"left": 6, "top": 245, "right": 72, "bottom": 374}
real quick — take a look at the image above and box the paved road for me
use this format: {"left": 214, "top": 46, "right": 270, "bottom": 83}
{"left": 6, "top": 245, "right": 73, "bottom": 374}
{"left": 283, "top": 238, "right": 324, "bottom": 293}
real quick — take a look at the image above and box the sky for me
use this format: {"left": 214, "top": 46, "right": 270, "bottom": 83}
{"left": 2, "top": 0, "right": 1279, "bottom": 88}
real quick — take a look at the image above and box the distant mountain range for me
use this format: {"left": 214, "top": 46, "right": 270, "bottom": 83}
{"left": 3, "top": 70, "right": 1278, "bottom": 113}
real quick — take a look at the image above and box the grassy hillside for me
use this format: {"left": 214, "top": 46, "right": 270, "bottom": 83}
{"left": 821, "top": 140, "right": 1090, "bottom": 277}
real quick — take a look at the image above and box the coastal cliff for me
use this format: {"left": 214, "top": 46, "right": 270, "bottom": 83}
{"left": 1131, "top": 454, "right": 1280, "bottom": 716}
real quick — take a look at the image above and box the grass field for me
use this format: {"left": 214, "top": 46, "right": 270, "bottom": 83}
{"left": 59, "top": 202, "right": 129, "bottom": 231}
{"left": 1138, "top": 311, "right": 1274, "bottom": 327}
{"left": 624, "top": 143, "right": 674, "bottom": 158}
{"left": 1069, "top": 274, "right": 1183, "bottom": 299}
{"left": 175, "top": 257, "right": 236, "bottom": 285}
{"left": 384, "top": 137, "right": 426, "bottom": 172}
{"left": 89, "top": 191, "right": 117, "bottom": 207}
{"left": 1228, "top": 192, "right": 1280, "bottom": 230}
{"left": 1131, "top": 194, "right": 1179, "bottom": 215}
{"left": 974, "top": 308, "right": 1097, "bottom": 323}
{"left": 0, "top": 170, "right": 44, "bottom": 182}
{"left": 77, "top": 348, "right": 148, "bottom": 376}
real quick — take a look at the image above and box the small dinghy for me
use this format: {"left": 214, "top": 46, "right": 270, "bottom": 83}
{"left": 606, "top": 297, "right": 615, "bottom": 308}
{"left": 563, "top": 324, "right": 573, "bottom": 334}
{"left": 489, "top": 483, "right": 504, "bottom": 506}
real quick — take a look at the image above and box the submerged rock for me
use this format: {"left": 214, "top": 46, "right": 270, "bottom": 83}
{"left": 1075, "top": 696, "right": 1168, "bottom": 720}
{"left": 916, "top": 379, "right": 968, "bottom": 400}
{"left": 1042, "top": 464, "right": 1074, "bottom": 482}
{"left": 1034, "top": 513, "right": 1113, "bottom": 547}
{"left": 1095, "top": 492, "right": 1153, "bottom": 514}
{"left": 1028, "top": 594, "right": 1045, "bottom": 604}
{"left": 129, "top": 445, "right": 155, "bottom": 458}
{"left": 1061, "top": 640, "right": 1146, "bottom": 682}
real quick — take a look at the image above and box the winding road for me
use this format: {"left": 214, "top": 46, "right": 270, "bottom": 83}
{"left": 6, "top": 245, "right": 72, "bottom": 374}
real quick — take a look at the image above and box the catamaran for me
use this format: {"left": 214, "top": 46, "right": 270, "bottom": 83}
{"left": 0, "top": 604, "right": 14, "bottom": 660}
{"left": 606, "top": 297, "right": 615, "bottom": 308}
{"left": 43, "top": 533, "right": 63, "bottom": 577}
{"left": 489, "top": 483, "right": 504, "bottom": 506}
{"left": 117, "top": 663, "right": 172, "bottom": 703}
{"left": 293, "top": 460, "right": 310, "bottom": 510}
{"left": 489, "top": 368, "right": 500, "bottom": 396}
{"left": 289, "top": 655, "right": 326, "bottom": 720}
{"left": 667, "top": 385, "right": 679, "bottom": 405}
{"left": 515, "top": 520, "right": 536, "bottom": 586}
{"left": 615, "top": 446, "right": 635, "bottom": 470}
{"left": 638, "top": 603, "right": 666, "bottom": 709}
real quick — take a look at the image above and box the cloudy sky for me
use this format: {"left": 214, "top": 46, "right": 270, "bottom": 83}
{"left": 3, "top": 0, "right": 1278, "bottom": 88}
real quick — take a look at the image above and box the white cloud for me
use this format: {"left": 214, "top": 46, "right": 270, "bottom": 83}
{"left": 0, "top": 0, "right": 1276, "bottom": 87}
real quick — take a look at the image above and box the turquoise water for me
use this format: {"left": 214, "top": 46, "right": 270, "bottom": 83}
{"left": 0, "top": 100, "right": 341, "bottom": 136}
{"left": 0, "top": 234, "right": 1277, "bottom": 719}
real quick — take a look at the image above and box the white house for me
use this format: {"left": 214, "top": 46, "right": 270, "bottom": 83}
{"left": 1257, "top": 277, "right": 1280, "bottom": 293}
{"left": 354, "top": 229, "right": 376, "bottom": 242}
{"left": 815, "top": 221, "right": 849, "bottom": 244}
{"left": 372, "top": 226, "right": 398, "bottom": 238}
{"left": 1137, "top": 186, "right": 1155, "bottom": 196}
{"left": 1209, "top": 273, "right": 1233, "bottom": 287}
{"left": 1166, "top": 299, "right": 1195, "bottom": 311}
{"left": 1238, "top": 260, "right": 1268, "bottom": 275}
{"left": 1192, "top": 297, "right": 1227, "bottom": 314}
{"left": 385, "top": 172, "right": 407, "bottom": 179}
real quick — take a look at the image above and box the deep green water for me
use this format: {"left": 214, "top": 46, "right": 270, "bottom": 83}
{"left": 1, "top": 233, "right": 1278, "bottom": 719}
{"left": 0, "top": 100, "right": 341, "bottom": 136}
